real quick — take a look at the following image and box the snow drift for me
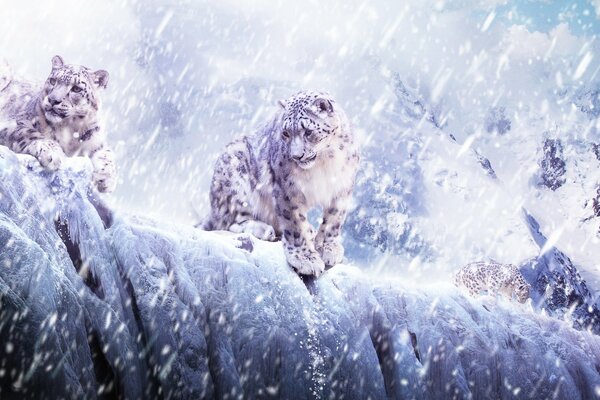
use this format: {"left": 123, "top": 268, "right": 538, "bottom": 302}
{"left": 1, "top": 146, "right": 600, "bottom": 399}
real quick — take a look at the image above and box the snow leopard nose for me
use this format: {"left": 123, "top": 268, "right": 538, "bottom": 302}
{"left": 291, "top": 152, "right": 304, "bottom": 161}
{"left": 49, "top": 96, "right": 61, "bottom": 106}
{"left": 290, "top": 137, "right": 304, "bottom": 160}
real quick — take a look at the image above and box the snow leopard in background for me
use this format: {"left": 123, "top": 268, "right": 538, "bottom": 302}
{"left": 204, "top": 90, "right": 360, "bottom": 277}
{"left": 0, "top": 55, "right": 116, "bottom": 192}
{"left": 454, "top": 261, "right": 531, "bottom": 303}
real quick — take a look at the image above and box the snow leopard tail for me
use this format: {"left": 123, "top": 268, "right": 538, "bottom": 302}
{"left": 190, "top": 200, "right": 215, "bottom": 230}
{"left": 195, "top": 217, "right": 214, "bottom": 230}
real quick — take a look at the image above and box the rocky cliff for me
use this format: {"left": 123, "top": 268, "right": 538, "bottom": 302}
{"left": 1, "top": 147, "right": 600, "bottom": 399}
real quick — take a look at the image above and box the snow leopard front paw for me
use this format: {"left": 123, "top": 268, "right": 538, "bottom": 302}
{"left": 93, "top": 167, "right": 117, "bottom": 193}
{"left": 286, "top": 248, "right": 325, "bottom": 277}
{"left": 316, "top": 239, "right": 344, "bottom": 267}
{"left": 231, "top": 220, "right": 277, "bottom": 241}
{"left": 35, "top": 140, "right": 65, "bottom": 170}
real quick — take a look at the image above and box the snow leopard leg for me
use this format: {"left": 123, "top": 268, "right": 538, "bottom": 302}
{"left": 9, "top": 122, "right": 64, "bottom": 170}
{"left": 488, "top": 277, "right": 503, "bottom": 299}
{"left": 90, "top": 143, "right": 117, "bottom": 193}
{"left": 499, "top": 285, "right": 514, "bottom": 301}
{"left": 274, "top": 183, "right": 325, "bottom": 277}
{"left": 314, "top": 191, "right": 351, "bottom": 267}
{"left": 206, "top": 143, "right": 276, "bottom": 241}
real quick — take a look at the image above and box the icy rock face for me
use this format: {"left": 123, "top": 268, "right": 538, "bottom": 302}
{"left": 345, "top": 159, "right": 429, "bottom": 263}
{"left": 484, "top": 106, "right": 511, "bottom": 135}
{"left": 538, "top": 138, "right": 567, "bottom": 191}
{"left": 2, "top": 146, "right": 600, "bottom": 399}
{"left": 590, "top": 186, "right": 600, "bottom": 222}
{"left": 344, "top": 76, "right": 447, "bottom": 263}
{"left": 473, "top": 150, "right": 498, "bottom": 180}
{"left": 521, "top": 210, "right": 600, "bottom": 334}
{"left": 574, "top": 87, "right": 600, "bottom": 120}
{"left": 344, "top": 78, "right": 432, "bottom": 263}
{"left": 591, "top": 143, "right": 600, "bottom": 162}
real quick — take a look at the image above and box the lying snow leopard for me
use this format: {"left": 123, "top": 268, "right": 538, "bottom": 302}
{"left": 453, "top": 261, "right": 531, "bottom": 303}
{"left": 0, "top": 55, "right": 116, "bottom": 192}
{"left": 204, "top": 90, "right": 360, "bottom": 277}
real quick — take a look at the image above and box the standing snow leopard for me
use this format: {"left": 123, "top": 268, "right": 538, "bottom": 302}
{"left": 453, "top": 261, "right": 531, "bottom": 303}
{"left": 0, "top": 55, "right": 116, "bottom": 192}
{"left": 204, "top": 90, "right": 360, "bottom": 277}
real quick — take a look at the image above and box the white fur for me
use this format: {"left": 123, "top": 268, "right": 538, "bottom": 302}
{"left": 295, "top": 144, "right": 355, "bottom": 207}
{"left": 253, "top": 178, "right": 278, "bottom": 229}
{"left": 52, "top": 124, "right": 104, "bottom": 157}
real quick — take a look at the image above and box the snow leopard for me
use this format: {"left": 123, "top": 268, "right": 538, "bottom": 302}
{"left": 453, "top": 261, "right": 531, "bottom": 303}
{"left": 204, "top": 90, "right": 360, "bottom": 277}
{"left": 0, "top": 55, "right": 116, "bottom": 192}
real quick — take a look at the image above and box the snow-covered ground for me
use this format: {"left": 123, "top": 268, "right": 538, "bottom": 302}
{"left": 1, "top": 144, "right": 600, "bottom": 399}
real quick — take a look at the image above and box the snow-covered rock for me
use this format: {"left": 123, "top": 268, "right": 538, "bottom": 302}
{"left": 1, "top": 146, "right": 600, "bottom": 399}
{"left": 521, "top": 210, "right": 600, "bottom": 334}
{"left": 537, "top": 138, "right": 567, "bottom": 191}
{"left": 484, "top": 106, "right": 512, "bottom": 136}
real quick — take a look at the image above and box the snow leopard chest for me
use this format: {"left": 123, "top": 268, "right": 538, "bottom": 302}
{"left": 51, "top": 124, "right": 100, "bottom": 156}
{"left": 294, "top": 145, "right": 356, "bottom": 207}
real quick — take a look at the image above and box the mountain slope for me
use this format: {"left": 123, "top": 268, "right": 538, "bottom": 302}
{"left": 1, "top": 147, "right": 600, "bottom": 399}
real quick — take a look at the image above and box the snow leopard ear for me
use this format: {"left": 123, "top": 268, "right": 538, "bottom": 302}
{"left": 92, "top": 70, "right": 109, "bottom": 89}
{"left": 51, "top": 55, "right": 64, "bottom": 70}
{"left": 278, "top": 99, "right": 287, "bottom": 109}
{"left": 314, "top": 98, "right": 333, "bottom": 115}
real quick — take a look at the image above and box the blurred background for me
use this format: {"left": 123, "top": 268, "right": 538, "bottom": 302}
{"left": 1, "top": 0, "right": 599, "bottom": 286}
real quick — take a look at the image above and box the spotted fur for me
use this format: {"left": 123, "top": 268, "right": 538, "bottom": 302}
{"left": 0, "top": 56, "right": 116, "bottom": 192}
{"left": 454, "top": 261, "right": 531, "bottom": 303}
{"left": 204, "top": 90, "right": 360, "bottom": 277}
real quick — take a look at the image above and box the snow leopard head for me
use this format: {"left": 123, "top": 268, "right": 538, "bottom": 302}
{"left": 513, "top": 274, "right": 531, "bottom": 303}
{"left": 278, "top": 90, "right": 341, "bottom": 170}
{"left": 41, "top": 55, "right": 109, "bottom": 125}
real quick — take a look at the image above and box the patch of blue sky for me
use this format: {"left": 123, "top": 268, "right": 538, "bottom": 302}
{"left": 472, "top": 0, "right": 600, "bottom": 36}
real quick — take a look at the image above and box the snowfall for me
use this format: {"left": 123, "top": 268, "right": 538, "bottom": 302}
{"left": 0, "top": 146, "right": 599, "bottom": 399}
{"left": 2, "top": 0, "right": 600, "bottom": 399}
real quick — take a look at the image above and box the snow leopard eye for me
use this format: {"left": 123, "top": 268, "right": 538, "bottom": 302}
{"left": 49, "top": 78, "right": 57, "bottom": 85}
{"left": 71, "top": 85, "right": 82, "bottom": 93}
{"left": 281, "top": 130, "right": 290, "bottom": 139}
{"left": 304, "top": 129, "right": 313, "bottom": 138}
